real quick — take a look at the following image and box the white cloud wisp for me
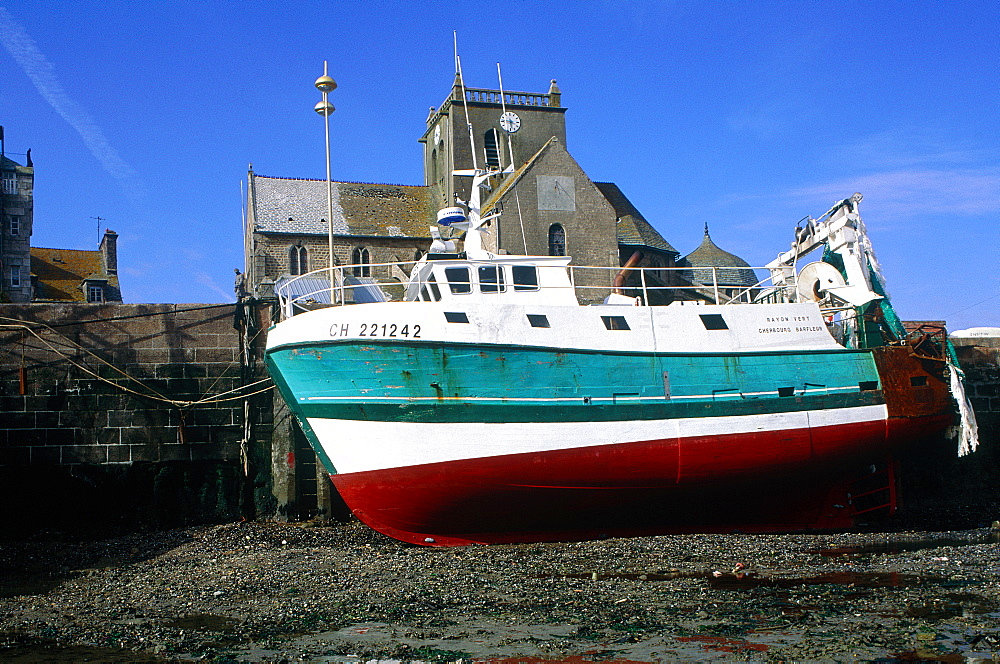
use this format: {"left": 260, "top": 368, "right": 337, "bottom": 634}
{"left": 0, "top": 7, "right": 144, "bottom": 200}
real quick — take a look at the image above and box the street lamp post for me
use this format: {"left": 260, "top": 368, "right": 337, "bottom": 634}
{"left": 314, "top": 62, "right": 337, "bottom": 295}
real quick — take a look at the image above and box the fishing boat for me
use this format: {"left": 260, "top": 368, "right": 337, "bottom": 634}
{"left": 264, "top": 163, "right": 977, "bottom": 546}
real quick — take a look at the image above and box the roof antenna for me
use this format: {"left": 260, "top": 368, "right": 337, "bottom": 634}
{"left": 92, "top": 216, "right": 105, "bottom": 247}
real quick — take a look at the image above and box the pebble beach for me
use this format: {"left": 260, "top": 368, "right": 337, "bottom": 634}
{"left": 3, "top": 519, "right": 1000, "bottom": 662}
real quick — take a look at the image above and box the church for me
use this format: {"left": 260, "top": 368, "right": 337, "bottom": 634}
{"left": 243, "top": 74, "right": 754, "bottom": 302}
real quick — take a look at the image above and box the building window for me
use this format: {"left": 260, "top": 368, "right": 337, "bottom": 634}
{"left": 1, "top": 173, "right": 15, "bottom": 195}
{"left": 548, "top": 224, "right": 566, "bottom": 256}
{"left": 483, "top": 128, "right": 501, "bottom": 169}
{"left": 289, "top": 245, "right": 308, "bottom": 275}
{"left": 10, "top": 266, "right": 20, "bottom": 288}
{"left": 87, "top": 285, "right": 104, "bottom": 303}
{"left": 9, "top": 215, "right": 19, "bottom": 236}
{"left": 352, "top": 247, "right": 370, "bottom": 277}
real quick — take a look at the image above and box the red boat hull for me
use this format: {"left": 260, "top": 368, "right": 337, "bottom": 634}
{"left": 331, "top": 413, "right": 952, "bottom": 546}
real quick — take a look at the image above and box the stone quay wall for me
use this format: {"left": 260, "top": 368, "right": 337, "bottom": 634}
{"left": 0, "top": 302, "right": 279, "bottom": 537}
{"left": 894, "top": 336, "right": 999, "bottom": 526}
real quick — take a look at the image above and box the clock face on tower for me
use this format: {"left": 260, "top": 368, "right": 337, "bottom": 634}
{"left": 499, "top": 111, "right": 520, "bottom": 134}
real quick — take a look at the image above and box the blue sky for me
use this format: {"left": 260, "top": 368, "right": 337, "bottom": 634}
{"left": 1, "top": 1, "right": 997, "bottom": 330}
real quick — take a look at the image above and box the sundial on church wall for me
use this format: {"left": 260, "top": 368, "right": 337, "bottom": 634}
{"left": 537, "top": 175, "right": 575, "bottom": 211}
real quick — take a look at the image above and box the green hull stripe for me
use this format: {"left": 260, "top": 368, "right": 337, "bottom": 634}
{"left": 293, "top": 391, "right": 882, "bottom": 424}
{"left": 266, "top": 357, "right": 338, "bottom": 474}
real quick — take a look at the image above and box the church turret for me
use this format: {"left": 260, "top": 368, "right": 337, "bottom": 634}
{"left": 680, "top": 225, "right": 759, "bottom": 302}
{"left": 547, "top": 79, "right": 561, "bottom": 107}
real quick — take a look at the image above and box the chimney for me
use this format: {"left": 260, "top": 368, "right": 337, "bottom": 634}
{"left": 100, "top": 229, "right": 118, "bottom": 275}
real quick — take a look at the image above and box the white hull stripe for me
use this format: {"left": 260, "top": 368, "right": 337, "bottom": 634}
{"left": 307, "top": 404, "right": 888, "bottom": 475}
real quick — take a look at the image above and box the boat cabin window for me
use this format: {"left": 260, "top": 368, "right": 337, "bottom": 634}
{"left": 601, "top": 315, "right": 630, "bottom": 331}
{"left": 512, "top": 265, "right": 539, "bottom": 291}
{"left": 445, "top": 267, "right": 472, "bottom": 294}
{"left": 699, "top": 314, "right": 729, "bottom": 330}
{"left": 478, "top": 265, "right": 505, "bottom": 293}
{"left": 420, "top": 274, "right": 442, "bottom": 302}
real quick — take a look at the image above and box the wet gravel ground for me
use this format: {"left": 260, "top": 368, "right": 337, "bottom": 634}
{"left": 3, "top": 520, "right": 1000, "bottom": 662}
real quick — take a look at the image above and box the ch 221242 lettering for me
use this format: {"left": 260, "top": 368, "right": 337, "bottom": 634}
{"left": 329, "top": 323, "right": 421, "bottom": 338}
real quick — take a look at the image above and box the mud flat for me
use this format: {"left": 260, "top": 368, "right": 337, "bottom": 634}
{"left": 3, "top": 520, "right": 1000, "bottom": 662}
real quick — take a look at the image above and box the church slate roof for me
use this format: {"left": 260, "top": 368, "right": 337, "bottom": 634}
{"left": 680, "top": 228, "right": 759, "bottom": 288}
{"left": 593, "top": 182, "right": 678, "bottom": 255}
{"left": 250, "top": 174, "right": 435, "bottom": 238}
{"left": 30, "top": 247, "right": 121, "bottom": 302}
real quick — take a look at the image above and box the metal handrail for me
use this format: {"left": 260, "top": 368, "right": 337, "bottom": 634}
{"left": 274, "top": 261, "right": 802, "bottom": 319}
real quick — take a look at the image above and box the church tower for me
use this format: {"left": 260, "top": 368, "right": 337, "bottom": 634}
{"left": 419, "top": 76, "right": 566, "bottom": 209}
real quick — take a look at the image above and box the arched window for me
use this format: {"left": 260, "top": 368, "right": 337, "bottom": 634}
{"left": 352, "top": 247, "right": 371, "bottom": 277}
{"left": 289, "top": 245, "right": 308, "bottom": 275}
{"left": 548, "top": 224, "right": 566, "bottom": 256}
{"left": 413, "top": 249, "right": 423, "bottom": 262}
{"left": 483, "top": 129, "right": 500, "bottom": 169}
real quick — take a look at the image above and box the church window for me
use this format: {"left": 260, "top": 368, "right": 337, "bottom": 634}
{"left": 288, "top": 245, "right": 308, "bottom": 275}
{"left": 548, "top": 224, "right": 566, "bottom": 256}
{"left": 483, "top": 129, "right": 501, "bottom": 169}
{"left": 9, "top": 215, "right": 19, "bottom": 236}
{"left": 10, "top": 265, "right": 20, "bottom": 288}
{"left": 352, "top": 247, "right": 371, "bottom": 277}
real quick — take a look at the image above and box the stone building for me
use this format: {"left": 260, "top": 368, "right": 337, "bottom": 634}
{"left": 1, "top": 132, "right": 122, "bottom": 304}
{"left": 244, "top": 77, "right": 679, "bottom": 296}
{"left": 425, "top": 77, "right": 680, "bottom": 291}
{"left": 244, "top": 173, "right": 437, "bottom": 299}
{"left": 1, "top": 138, "right": 34, "bottom": 303}
{"left": 30, "top": 229, "right": 123, "bottom": 303}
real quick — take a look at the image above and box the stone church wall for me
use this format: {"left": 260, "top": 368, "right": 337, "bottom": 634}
{"left": 253, "top": 234, "right": 430, "bottom": 299}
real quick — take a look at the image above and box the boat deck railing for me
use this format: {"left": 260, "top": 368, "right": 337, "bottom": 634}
{"left": 273, "top": 260, "right": 805, "bottom": 319}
